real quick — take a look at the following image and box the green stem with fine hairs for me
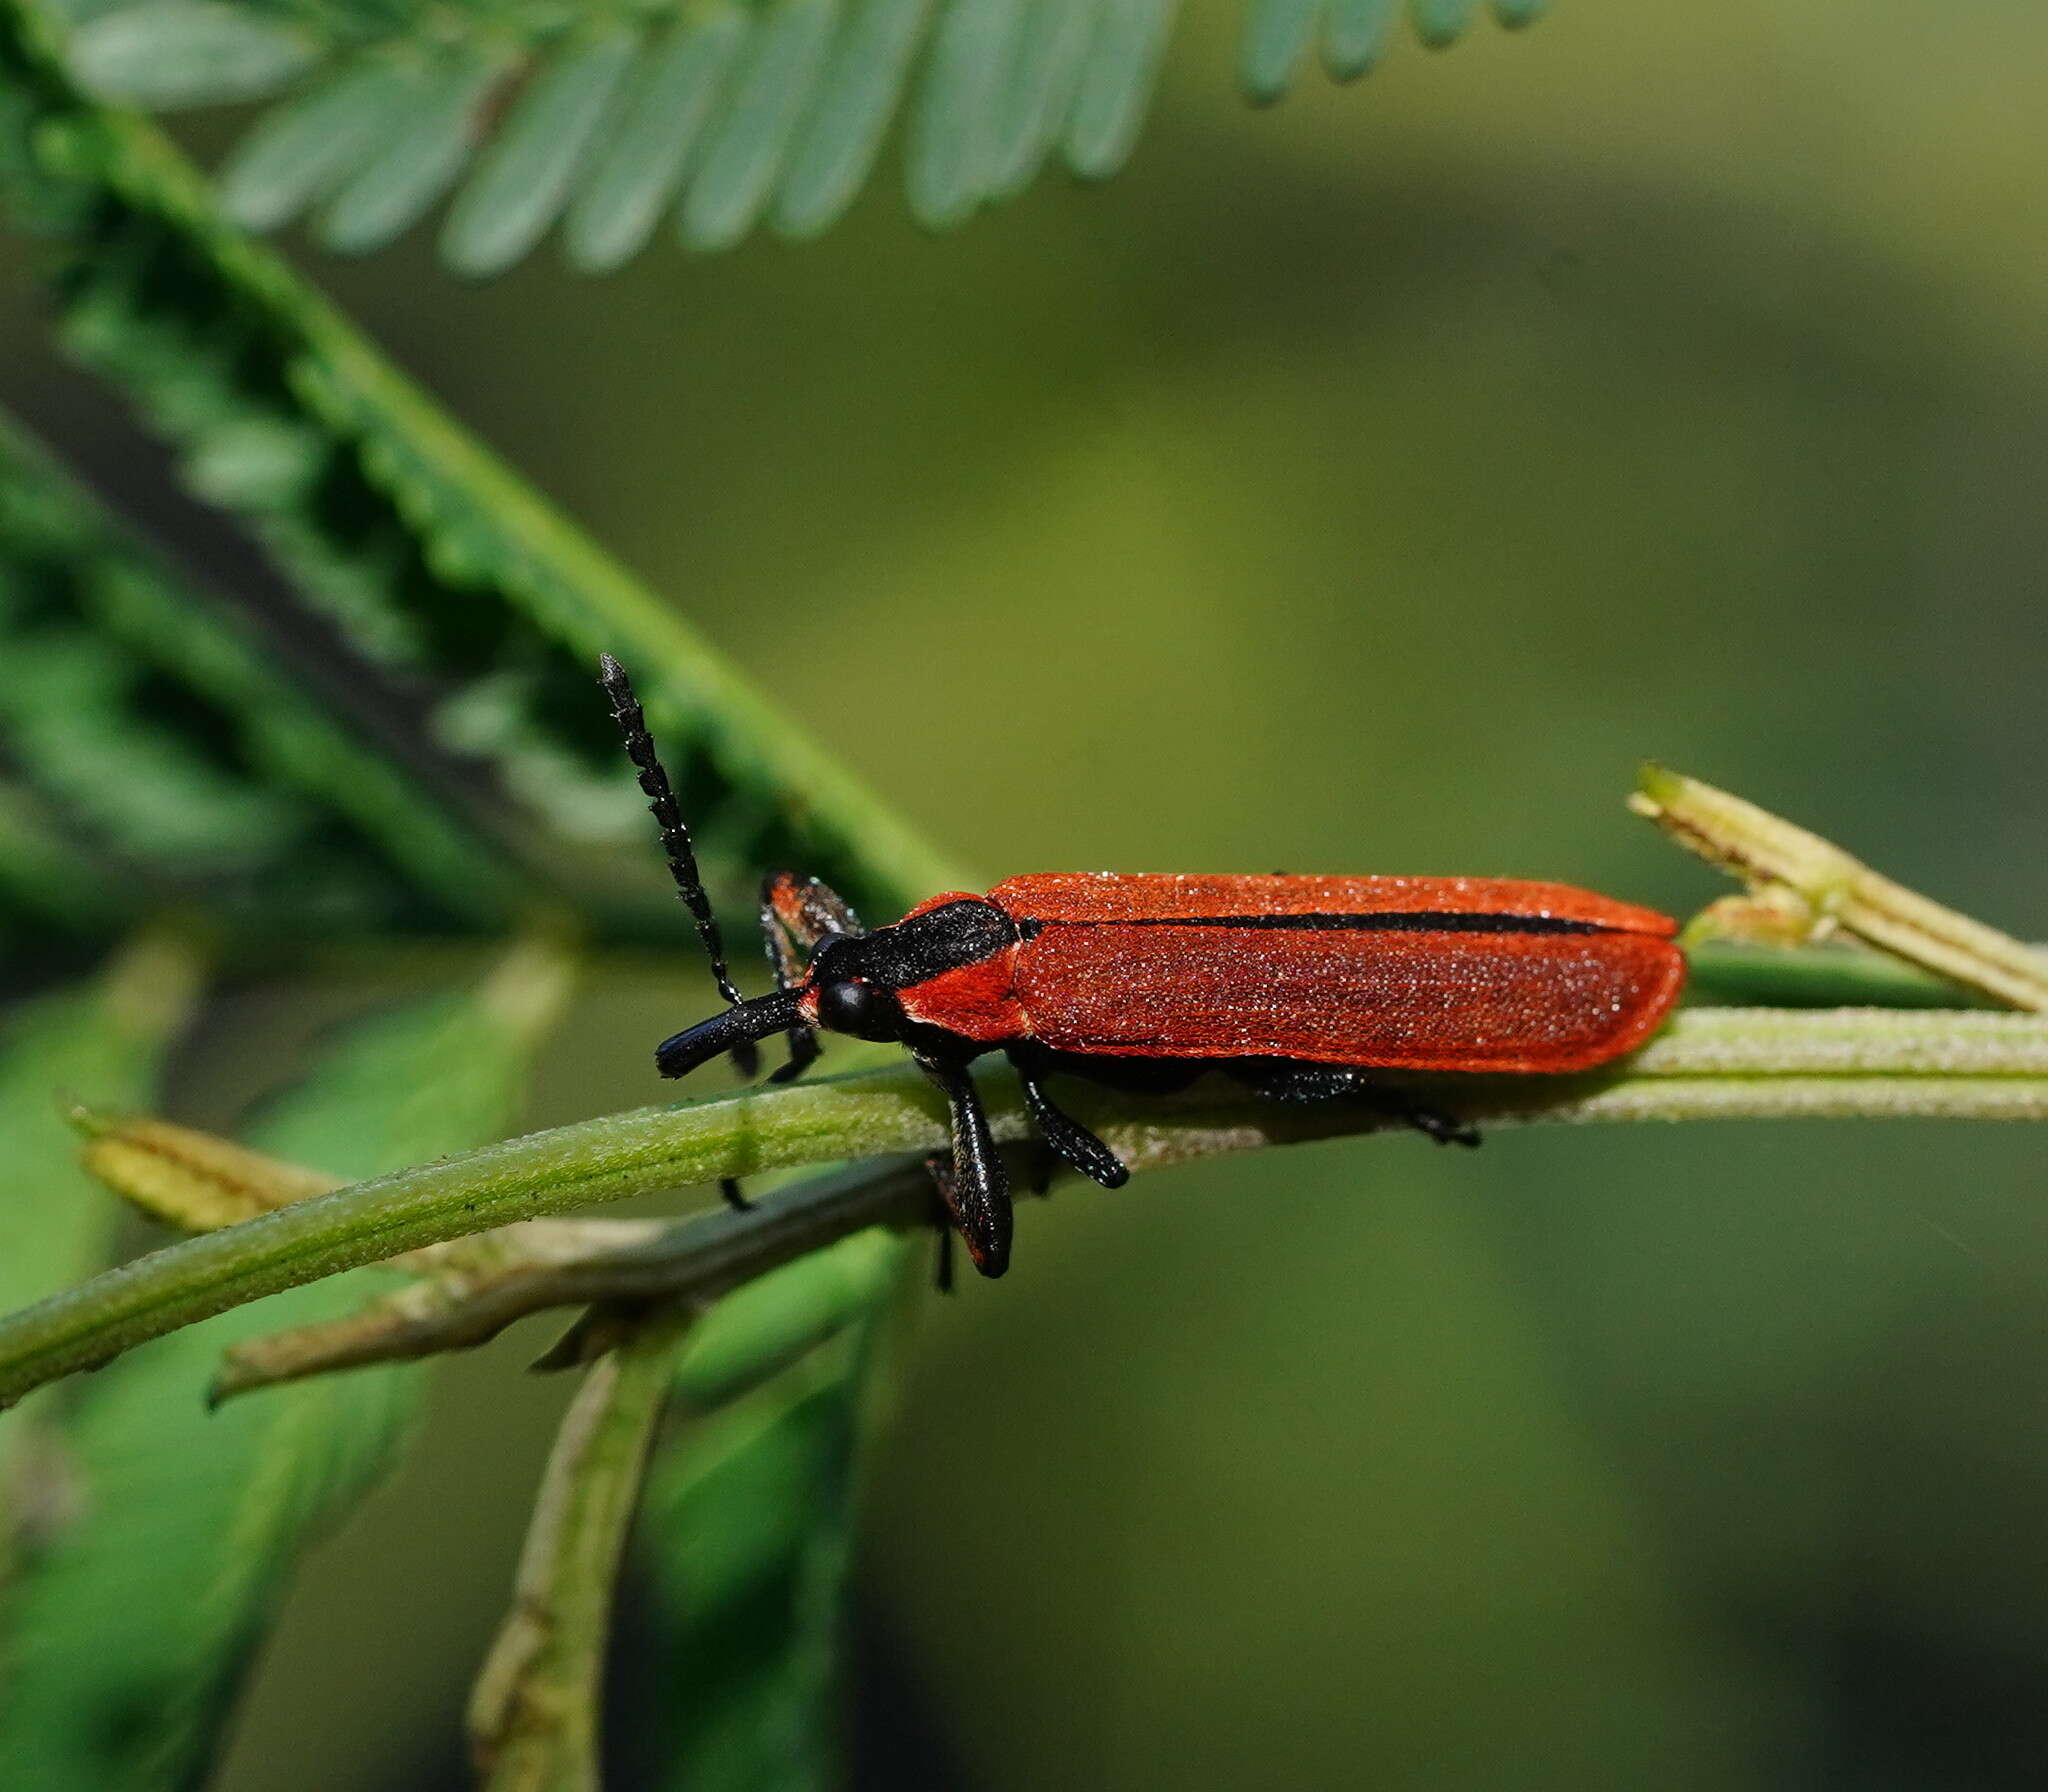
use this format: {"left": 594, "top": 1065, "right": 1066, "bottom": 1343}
{"left": 1, "top": 1004, "right": 2044, "bottom": 1409}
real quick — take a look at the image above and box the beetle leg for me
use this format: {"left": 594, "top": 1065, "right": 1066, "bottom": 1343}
{"left": 922, "top": 1155, "right": 958, "bottom": 1293}
{"left": 915, "top": 1054, "right": 1013, "bottom": 1278}
{"left": 762, "top": 870, "right": 865, "bottom": 946}
{"left": 1232, "top": 1060, "right": 1481, "bottom": 1148}
{"left": 766, "top": 1025, "right": 821, "bottom": 1086}
{"left": 758, "top": 874, "right": 844, "bottom": 1082}
{"left": 718, "top": 1177, "right": 752, "bottom": 1212}
{"left": 1008, "top": 1048, "right": 1130, "bottom": 1190}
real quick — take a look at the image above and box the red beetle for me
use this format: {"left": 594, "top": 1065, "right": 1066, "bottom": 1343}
{"left": 602, "top": 658, "right": 1685, "bottom": 1278}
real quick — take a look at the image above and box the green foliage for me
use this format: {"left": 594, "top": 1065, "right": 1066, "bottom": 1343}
{"left": 62, "top": 0, "right": 318, "bottom": 108}
{"left": 0, "top": 12, "right": 985, "bottom": 1764}
{"left": 1241, "top": 0, "right": 1544, "bottom": 98}
{"left": 652, "top": 1234, "right": 904, "bottom": 1790}
{"left": 0, "top": 2, "right": 1607, "bottom": 1783}
{"left": 0, "top": 950, "right": 566, "bottom": 1789}
{"left": 0, "top": 0, "right": 964, "bottom": 941}
{"left": 36, "top": 0, "right": 1539, "bottom": 275}
{"left": 0, "top": 410, "right": 520, "bottom": 934}
{"left": 0, "top": 774, "right": 128, "bottom": 948}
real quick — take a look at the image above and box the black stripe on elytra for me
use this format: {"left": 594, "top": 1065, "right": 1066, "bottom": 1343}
{"left": 1016, "top": 910, "right": 1609, "bottom": 940}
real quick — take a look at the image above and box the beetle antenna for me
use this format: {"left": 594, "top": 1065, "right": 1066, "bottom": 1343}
{"left": 599, "top": 654, "right": 748, "bottom": 1012}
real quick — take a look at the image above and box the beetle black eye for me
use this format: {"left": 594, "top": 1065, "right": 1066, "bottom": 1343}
{"left": 816, "top": 978, "right": 903, "bottom": 1042}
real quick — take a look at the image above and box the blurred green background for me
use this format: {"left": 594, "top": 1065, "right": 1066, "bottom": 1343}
{"left": 5, "top": 2, "right": 2048, "bottom": 1786}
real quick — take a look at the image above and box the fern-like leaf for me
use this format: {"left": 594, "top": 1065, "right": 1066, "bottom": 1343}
{"left": 45, "top": 0, "right": 1539, "bottom": 275}
{"left": 681, "top": 0, "right": 840, "bottom": 253}
{"left": 1, "top": 0, "right": 965, "bottom": 930}
{"left": 563, "top": 6, "right": 746, "bottom": 273}
{"left": 0, "top": 410, "right": 523, "bottom": 938}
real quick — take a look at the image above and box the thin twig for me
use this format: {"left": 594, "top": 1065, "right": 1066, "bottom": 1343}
{"left": 1634, "top": 765, "right": 2048, "bottom": 1009}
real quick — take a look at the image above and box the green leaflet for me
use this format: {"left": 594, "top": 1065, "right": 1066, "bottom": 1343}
{"left": 1235, "top": 0, "right": 1545, "bottom": 95}
{"left": 679, "top": 0, "right": 839, "bottom": 253}
{"left": 216, "top": 59, "right": 423, "bottom": 232}
{"left": 1240, "top": 0, "right": 1319, "bottom": 104}
{"left": 566, "top": 7, "right": 747, "bottom": 273}
{"left": 1323, "top": 0, "right": 1395, "bottom": 79}
{"left": 905, "top": 0, "right": 1021, "bottom": 229}
{"left": 0, "top": 0, "right": 964, "bottom": 928}
{"left": 0, "top": 408, "right": 520, "bottom": 935}
{"left": 673, "top": 1227, "right": 904, "bottom": 1413}
{"left": 0, "top": 942, "right": 572, "bottom": 1791}
{"left": 1410, "top": 0, "right": 1477, "bottom": 50}
{"left": 440, "top": 26, "right": 640, "bottom": 278}
{"left": 773, "top": 0, "right": 928, "bottom": 241}
{"left": 64, "top": 0, "right": 315, "bottom": 109}
{"left": 984, "top": 0, "right": 1096, "bottom": 200}
{"left": 1062, "top": 0, "right": 1177, "bottom": 182}
{"left": 319, "top": 45, "right": 509, "bottom": 254}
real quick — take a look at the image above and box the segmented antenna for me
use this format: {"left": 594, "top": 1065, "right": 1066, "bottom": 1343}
{"left": 599, "top": 654, "right": 748, "bottom": 1011}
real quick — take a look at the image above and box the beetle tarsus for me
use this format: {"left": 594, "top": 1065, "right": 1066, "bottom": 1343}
{"left": 1407, "top": 1106, "right": 1482, "bottom": 1149}
{"left": 768, "top": 1026, "right": 821, "bottom": 1084}
{"left": 718, "top": 1177, "right": 752, "bottom": 1213}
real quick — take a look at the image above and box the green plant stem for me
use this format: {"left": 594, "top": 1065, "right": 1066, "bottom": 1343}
{"left": 3, "top": 1005, "right": 2045, "bottom": 1409}
{"left": 1681, "top": 939, "right": 2002, "bottom": 1009}
{"left": 467, "top": 1304, "right": 692, "bottom": 1792}
{"left": 1635, "top": 765, "right": 2048, "bottom": 1009}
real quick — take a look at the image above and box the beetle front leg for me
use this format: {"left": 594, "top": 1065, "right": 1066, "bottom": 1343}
{"left": 1007, "top": 1047, "right": 1130, "bottom": 1190}
{"left": 760, "top": 872, "right": 863, "bottom": 1083}
{"left": 915, "top": 1053, "right": 1013, "bottom": 1278}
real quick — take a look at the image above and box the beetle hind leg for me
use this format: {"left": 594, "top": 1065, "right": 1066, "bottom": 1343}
{"left": 1231, "top": 1060, "right": 1481, "bottom": 1149}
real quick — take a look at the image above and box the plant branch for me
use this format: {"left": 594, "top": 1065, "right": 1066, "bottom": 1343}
{"left": 1634, "top": 765, "right": 2048, "bottom": 1009}
{"left": 3, "top": 1004, "right": 2046, "bottom": 1410}
{"left": 467, "top": 1302, "right": 691, "bottom": 1792}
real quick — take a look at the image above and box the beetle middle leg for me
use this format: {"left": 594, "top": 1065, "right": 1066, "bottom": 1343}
{"left": 1230, "top": 1059, "right": 1481, "bottom": 1148}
